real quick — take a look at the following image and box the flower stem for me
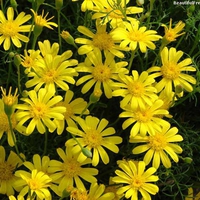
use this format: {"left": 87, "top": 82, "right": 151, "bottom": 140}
{"left": 7, "top": 115, "right": 24, "bottom": 162}
{"left": 57, "top": 9, "right": 62, "bottom": 53}
{"left": 42, "top": 130, "right": 48, "bottom": 156}
{"left": 7, "top": 62, "right": 12, "bottom": 90}
{"left": 128, "top": 49, "right": 136, "bottom": 72}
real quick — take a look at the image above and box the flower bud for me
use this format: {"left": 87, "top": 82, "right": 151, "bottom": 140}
{"left": 59, "top": 188, "right": 70, "bottom": 200}
{"left": 14, "top": 54, "right": 22, "bottom": 67}
{"left": 183, "top": 157, "right": 193, "bottom": 164}
{"left": 55, "top": 0, "right": 63, "bottom": 10}
{"left": 36, "top": 0, "right": 45, "bottom": 9}
{"left": 60, "top": 30, "right": 77, "bottom": 48}
{"left": 175, "top": 85, "right": 183, "bottom": 94}
{"left": 116, "top": 0, "right": 122, "bottom": 5}
{"left": 136, "top": 0, "right": 144, "bottom": 6}
{"left": 82, "top": 147, "right": 92, "bottom": 158}
{"left": 9, "top": 52, "right": 15, "bottom": 58}
{"left": 89, "top": 89, "right": 102, "bottom": 103}
{"left": 10, "top": 0, "right": 18, "bottom": 9}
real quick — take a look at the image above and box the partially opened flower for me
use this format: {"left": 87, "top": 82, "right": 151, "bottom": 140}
{"left": 76, "top": 49, "right": 128, "bottom": 99}
{"left": 47, "top": 146, "right": 98, "bottom": 192}
{"left": 111, "top": 20, "right": 162, "bottom": 53}
{"left": 131, "top": 123, "right": 183, "bottom": 169}
{"left": 161, "top": 18, "right": 185, "bottom": 44}
{"left": 112, "top": 160, "right": 159, "bottom": 200}
{"left": 31, "top": 9, "right": 58, "bottom": 30}
{"left": 119, "top": 99, "right": 169, "bottom": 137}
{"left": 147, "top": 47, "right": 196, "bottom": 96}
{"left": 15, "top": 88, "right": 66, "bottom": 135}
{"left": 0, "top": 146, "right": 24, "bottom": 196}
{"left": 92, "top": 0, "right": 143, "bottom": 28}
{"left": 112, "top": 70, "right": 158, "bottom": 109}
{"left": 66, "top": 115, "right": 122, "bottom": 166}
{"left": 0, "top": 7, "right": 32, "bottom": 50}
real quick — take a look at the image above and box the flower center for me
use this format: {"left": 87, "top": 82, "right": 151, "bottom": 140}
{"left": 42, "top": 69, "right": 58, "bottom": 83}
{"left": 0, "top": 113, "right": 17, "bottom": 132}
{"left": 28, "top": 179, "right": 41, "bottom": 190}
{"left": 161, "top": 62, "right": 180, "bottom": 80}
{"left": 135, "top": 110, "right": 152, "bottom": 122}
{"left": 127, "top": 81, "right": 144, "bottom": 97}
{"left": 0, "top": 162, "right": 15, "bottom": 181}
{"left": 70, "top": 188, "right": 88, "bottom": 200}
{"left": 165, "top": 30, "right": 176, "bottom": 42}
{"left": 148, "top": 134, "right": 167, "bottom": 151}
{"left": 84, "top": 129, "right": 102, "bottom": 148}
{"left": 129, "top": 31, "right": 143, "bottom": 41}
{"left": 62, "top": 159, "right": 81, "bottom": 178}
{"left": 22, "top": 57, "right": 34, "bottom": 68}
{"left": 92, "top": 65, "right": 111, "bottom": 82}
{"left": 0, "top": 21, "right": 19, "bottom": 37}
{"left": 35, "top": 16, "right": 48, "bottom": 27}
{"left": 30, "top": 103, "right": 47, "bottom": 119}
{"left": 92, "top": 32, "right": 114, "bottom": 50}
{"left": 131, "top": 175, "right": 144, "bottom": 189}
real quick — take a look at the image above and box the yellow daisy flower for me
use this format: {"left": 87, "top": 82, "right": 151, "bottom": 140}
{"left": 76, "top": 49, "right": 128, "bottom": 99}
{"left": 111, "top": 20, "right": 162, "bottom": 53}
{"left": 0, "top": 146, "right": 24, "bottom": 196}
{"left": 0, "top": 7, "right": 32, "bottom": 50}
{"left": 75, "top": 19, "right": 126, "bottom": 58}
{"left": 112, "top": 160, "right": 159, "bottom": 200}
{"left": 112, "top": 70, "right": 158, "bottom": 109}
{"left": 15, "top": 169, "right": 52, "bottom": 200}
{"left": 131, "top": 123, "right": 183, "bottom": 169}
{"left": 161, "top": 18, "right": 185, "bottom": 43}
{"left": 25, "top": 40, "right": 78, "bottom": 93}
{"left": 15, "top": 88, "right": 66, "bottom": 135}
{"left": 31, "top": 9, "right": 58, "bottom": 30}
{"left": 147, "top": 47, "right": 196, "bottom": 96}
{"left": 119, "top": 99, "right": 169, "bottom": 137}
{"left": 66, "top": 115, "right": 122, "bottom": 166}
{"left": 54, "top": 90, "right": 89, "bottom": 135}
{"left": 92, "top": 0, "right": 143, "bottom": 28}
{"left": 47, "top": 146, "right": 98, "bottom": 192}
